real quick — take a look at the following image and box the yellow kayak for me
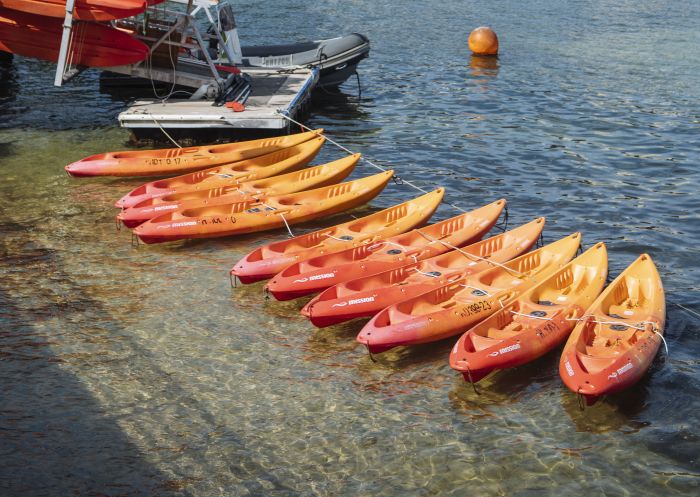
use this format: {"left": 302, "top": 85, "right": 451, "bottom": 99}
{"left": 66, "top": 129, "right": 323, "bottom": 177}
{"left": 133, "top": 170, "right": 396, "bottom": 244}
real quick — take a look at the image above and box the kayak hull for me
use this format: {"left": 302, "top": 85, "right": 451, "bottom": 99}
{"left": 301, "top": 218, "right": 545, "bottom": 328}
{"left": 357, "top": 233, "right": 582, "bottom": 354}
{"left": 559, "top": 254, "right": 665, "bottom": 404}
{"left": 133, "top": 171, "right": 395, "bottom": 244}
{"left": 265, "top": 199, "right": 506, "bottom": 300}
{"left": 67, "top": 130, "right": 323, "bottom": 178}
{"left": 450, "top": 243, "right": 608, "bottom": 384}
{"left": 117, "top": 154, "right": 359, "bottom": 228}
{"left": 230, "top": 189, "right": 445, "bottom": 284}
{"left": 114, "top": 136, "right": 325, "bottom": 208}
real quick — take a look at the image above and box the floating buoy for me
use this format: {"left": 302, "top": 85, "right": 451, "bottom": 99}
{"left": 468, "top": 27, "right": 499, "bottom": 56}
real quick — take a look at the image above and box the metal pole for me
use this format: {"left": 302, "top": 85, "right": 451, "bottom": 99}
{"left": 54, "top": 0, "right": 77, "bottom": 86}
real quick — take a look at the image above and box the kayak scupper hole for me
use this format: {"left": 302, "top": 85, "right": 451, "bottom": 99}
{"left": 387, "top": 249, "right": 402, "bottom": 255}
{"left": 530, "top": 310, "right": 548, "bottom": 317}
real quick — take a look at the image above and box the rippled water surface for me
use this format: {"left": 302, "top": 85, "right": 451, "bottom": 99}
{"left": 1, "top": 1, "right": 699, "bottom": 495}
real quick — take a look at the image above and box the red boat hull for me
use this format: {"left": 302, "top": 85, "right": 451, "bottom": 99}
{"left": 0, "top": 0, "right": 149, "bottom": 21}
{"left": 0, "top": 8, "right": 148, "bottom": 67}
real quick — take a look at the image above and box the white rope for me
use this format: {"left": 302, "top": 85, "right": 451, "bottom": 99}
{"left": 409, "top": 267, "right": 441, "bottom": 278}
{"left": 417, "top": 231, "right": 534, "bottom": 282}
{"left": 652, "top": 328, "right": 670, "bottom": 355}
{"left": 324, "top": 233, "right": 353, "bottom": 242}
{"left": 278, "top": 212, "right": 294, "bottom": 237}
{"left": 501, "top": 309, "right": 669, "bottom": 355}
{"left": 367, "top": 240, "right": 408, "bottom": 252}
{"left": 276, "top": 111, "right": 463, "bottom": 204}
{"left": 258, "top": 202, "right": 294, "bottom": 237}
{"left": 147, "top": 113, "right": 182, "bottom": 148}
{"left": 415, "top": 230, "right": 441, "bottom": 244}
{"left": 672, "top": 301, "right": 700, "bottom": 321}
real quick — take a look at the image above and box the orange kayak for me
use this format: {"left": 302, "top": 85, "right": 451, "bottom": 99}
{"left": 231, "top": 188, "right": 445, "bottom": 284}
{"left": 0, "top": 7, "right": 148, "bottom": 67}
{"left": 66, "top": 129, "right": 323, "bottom": 177}
{"left": 265, "top": 199, "right": 506, "bottom": 301}
{"left": 301, "top": 218, "right": 545, "bottom": 328}
{"left": 358, "top": 233, "right": 581, "bottom": 354}
{"left": 559, "top": 254, "right": 665, "bottom": 405}
{"left": 133, "top": 170, "right": 395, "bottom": 244}
{"left": 114, "top": 136, "right": 325, "bottom": 208}
{"left": 449, "top": 243, "right": 608, "bottom": 384}
{"left": 117, "top": 154, "right": 360, "bottom": 228}
{"left": 0, "top": 0, "right": 148, "bottom": 21}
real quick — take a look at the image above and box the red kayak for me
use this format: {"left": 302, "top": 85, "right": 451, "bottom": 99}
{"left": 358, "top": 233, "right": 581, "bottom": 355}
{"left": 301, "top": 217, "right": 545, "bottom": 328}
{"left": 0, "top": 1, "right": 150, "bottom": 21}
{"left": 0, "top": 7, "right": 148, "bottom": 67}
{"left": 559, "top": 254, "right": 665, "bottom": 405}
{"left": 265, "top": 199, "right": 506, "bottom": 301}
{"left": 449, "top": 243, "right": 608, "bottom": 384}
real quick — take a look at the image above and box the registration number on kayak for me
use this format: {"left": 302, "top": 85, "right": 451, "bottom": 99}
{"left": 457, "top": 300, "right": 492, "bottom": 318}
{"left": 145, "top": 158, "right": 183, "bottom": 166}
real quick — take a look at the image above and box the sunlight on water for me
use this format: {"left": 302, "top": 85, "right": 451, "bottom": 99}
{"left": 1, "top": 1, "right": 699, "bottom": 495}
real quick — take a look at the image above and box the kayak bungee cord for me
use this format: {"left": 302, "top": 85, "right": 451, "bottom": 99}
{"left": 489, "top": 306, "right": 669, "bottom": 355}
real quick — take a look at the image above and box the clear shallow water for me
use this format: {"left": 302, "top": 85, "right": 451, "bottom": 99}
{"left": 1, "top": 0, "right": 699, "bottom": 495}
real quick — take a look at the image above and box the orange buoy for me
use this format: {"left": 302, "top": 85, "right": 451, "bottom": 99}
{"left": 468, "top": 26, "right": 499, "bottom": 56}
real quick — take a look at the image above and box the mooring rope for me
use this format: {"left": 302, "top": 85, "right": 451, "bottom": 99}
{"left": 672, "top": 301, "right": 700, "bottom": 321}
{"left": 276, "top": 110, "right": 472, "bottom": 214}
{"left": 260, "top": 202, "right": 294, "bottom": 238}
{"left": 147, "top": 113, "right": 182, "bottom": 149}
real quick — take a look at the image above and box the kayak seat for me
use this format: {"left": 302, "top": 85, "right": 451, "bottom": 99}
{"left": 576, "top": 351, "right": 615, "bottom": 374}
{"left": 487, "top": 322, "right": 522, "bottom": 339}
{"left": 470, "top": 332, "right": 502, "bottom": 352}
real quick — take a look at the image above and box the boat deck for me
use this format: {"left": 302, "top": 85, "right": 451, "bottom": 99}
{"left": 117, "top": 67, "right": 317, "bottom": 142}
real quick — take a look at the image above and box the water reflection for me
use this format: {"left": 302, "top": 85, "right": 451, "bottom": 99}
{"left": 0, "top": 52, "right": 19, "bottom": 106}
{"left": 469, "top": 54, "right": 500, "bottom": 77}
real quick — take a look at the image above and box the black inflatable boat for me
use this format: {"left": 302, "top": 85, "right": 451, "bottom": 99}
{"left": 240, "top": 33, "right": 370, "bottom": 88}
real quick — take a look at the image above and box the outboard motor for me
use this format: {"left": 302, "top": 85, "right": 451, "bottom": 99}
{"left": 217, "top": 4, "right": 242, "bottom": 64}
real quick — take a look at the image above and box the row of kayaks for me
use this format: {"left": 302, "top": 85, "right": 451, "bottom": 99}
{"left": 240, "top": 209, "right": 665, "bottom": 406}
{"left": 74, "top": 130, "right": 446, "bottom": 244}
{"left": 66, "top": 129, "right": 667, "bottom": 406}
